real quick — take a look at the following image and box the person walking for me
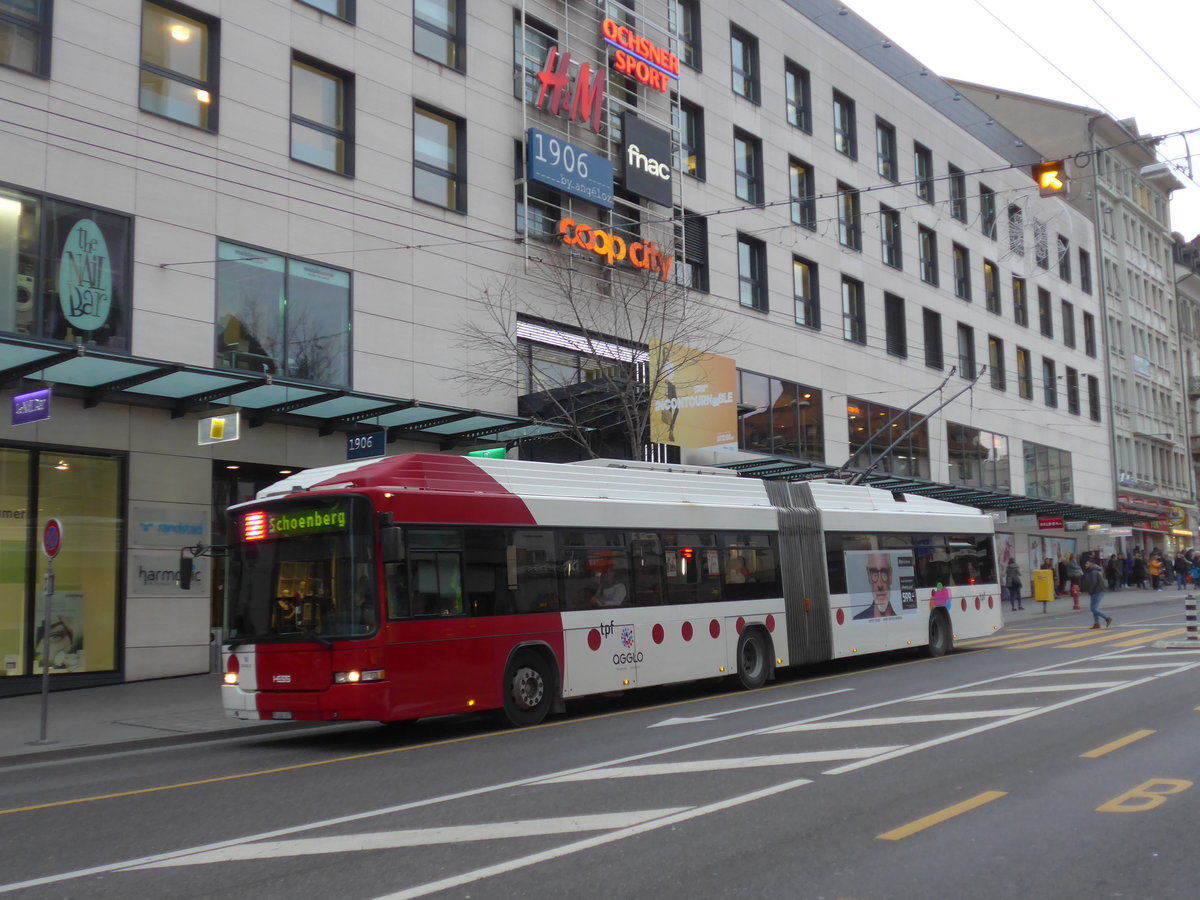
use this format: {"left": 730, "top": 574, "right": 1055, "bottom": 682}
{"left": 1130, "top": 551, "right": 1146, "bottom": 590}
{"left": 1082, "top": 558, "right": 1111, "bottom": 630}
{"left": 1174, "top": 552, "right": 1189, "bottom": 590}
{"left": 1105, "top": 553, "right": 1121, "bottom": 592}
{"left": 1148, "top": 552, "right": 1164, "bottom": 591}
{"left": 1005, "top": 559, "right": 1024, "bottom": 611}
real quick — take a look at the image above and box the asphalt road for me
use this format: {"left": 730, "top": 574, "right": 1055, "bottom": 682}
{"left": 2, "top": 601, "right": 1199, "bottom": 900}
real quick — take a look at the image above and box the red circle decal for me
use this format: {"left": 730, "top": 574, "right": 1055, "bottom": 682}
{"left": 766, "top": 614, "right": 776, "bottom": 632}
{"left": 587, "top": 629, "right": 601, "bottom": 651}
{"left": 988, "top": 595, "right": 994, "bottom": 609}
{"left": 682, "top": 621, "right": 693, "bottom": 641}
{"left": 652, "top": 623, "right": 665, "bottom": 644}
{"left": 836, "top": 608, "right": 845, "bottom": 625}
{"left": 736, "top": 617, "right": 746, "bottom": 634}
{"left": 960, "top": 597, "right": 968, "bottom": 612}
{"left": 975, "top": 596, "right": 981, "bottom": 610}
{"left": 709, "top": 619, "right": 721, "bottom": 639}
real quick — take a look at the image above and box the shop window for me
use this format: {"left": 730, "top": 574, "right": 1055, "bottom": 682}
{"left": 215, "top": 241, "right": 351, "bottom": 385}
{"left": 0, "top": 189, "right": 132, "bottom": 350}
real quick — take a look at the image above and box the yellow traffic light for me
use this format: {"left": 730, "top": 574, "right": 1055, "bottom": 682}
{"left": 1032, "top": 161, "right": 1068, "bottom": 197}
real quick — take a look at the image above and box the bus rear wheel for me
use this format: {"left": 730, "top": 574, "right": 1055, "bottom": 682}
{"left": 928, "top": 611, "right": 953, "bottom": 658}
{"left": 735, "top": 628, "right": 770, "bottom": 690}
{"left": 502, "top": 650, "right": 554, "bottom": 727}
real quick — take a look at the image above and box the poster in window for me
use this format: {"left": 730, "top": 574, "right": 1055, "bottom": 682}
{"left": 43, "top": 201, "right": 131, "bottom": 351}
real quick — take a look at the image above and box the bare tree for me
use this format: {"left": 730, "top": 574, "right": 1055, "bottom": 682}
{"left": 455, "top": 236, "right": 738, "bottom": 459}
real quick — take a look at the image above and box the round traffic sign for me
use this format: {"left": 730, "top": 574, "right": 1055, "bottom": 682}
{"left": 42, "top": 518, "right": 63, "bottom": 559}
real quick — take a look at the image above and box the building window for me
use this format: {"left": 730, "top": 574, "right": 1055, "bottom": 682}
{"left": 1024, "top": 441, "right": 1073, "bottom": 502}
{"left": 1065, "top": 366, "right": 1080, "bottom": 415}
{"left": 414, "top": 103, "right": 465, "bottom": 211}
{"left": 216, "top": 240, "right": 351, "bottom": 385}
{"left": 669, "top": 0, "right": 700, "bottom": 70}
{"left": 977, "top": 185, "right": 996, "bottom": 239}
{"left": 1061, "top": 299, "right": 1076, "bottom": 348}
{"left": 733, "top": 130, "right": 763, "bottom": 204}
{"left": 847, "top": 398, "right": 930, "bottom": 479}
{"left": 914, "top": 143, "right": 933, "bottom": 202}
{"left": 785, "top": 60, "right": 811, "bottom": 131}
{"left": 1038, "top": 287, "right": 1053, "bottom": 337}
{"left": 415, "top": 0, "right": 464, "bottom": 71}
{"left": 792, "top": 255, "right": 819, "bottom": 328}
{"left": 1042, "top": 357, "right": 1057, "bottom": 407}
{"left": 1057, "top": 234, "right": 1071, "bottom": 281}
{"left": 833, "top": 90, "right": 856, "bottom": 158}
{"left": 988, "top": 336, "right": 1005, "bottom": 390}
{"left": 1080, "top": 248, "right": 1093, "bottom": 293}
{"left": 139, "top": 2, "right": 217, "bottom": 130}
{"left": 514, "top": 14, "right": 556, "bottom": 102}
{"left": 674, "top": 207, "right": 709, "bottom": 292}
{"left": 789, "top": 158, "right": 815, "bottom": 229}
{"left": 730, "top": 26, "right": 759, "bottom": 102}
{"left": 1088, "top": 374, "right": 1101, "bottom": 421}
{"left": 957, "top": 323, "right": 975, "bottom": 378}
{"left": 842, "top": 276, "right": 865, "bottom": 344}
{"left": 738, "top": 234, "right": 767, "bottom": 311}
{"left": 1012, "top": 276, "right": 1028, "bottom": 326}
{"left": 0, "top": 188, "right": 133, "bottom": 349}
{"left": 880, "top": 205, "right": 901, "bottom": 269}
{"left": 299, "top": 0, "right": 354, "bottom": 19}
{"left": 837, "top": 183, "right": 861, "bottom": 251}
{"left": 0, "top": 0, "right": 51, "bottom": 74}
{"left": 674, "top": 99, "right": 705, "bottom": 180}
{"left": 1008, "top": 205, "right": 1024, "bottom": 255}
{"left": 1034, "top": 219, "right": 1048, "bottom": 269}
{"left": 984, "top": 260, "right": 1000, "bottom": 313}
{"left": 876, "top": 118, "right": 897, "bottom": 181}
{"left": 923, "top": 308, "right": 943, "bottom": 370}
{"left": 918, "top": 226, "right": 937, "bottom": 285}
{"left": 949, "top": 165, "right": 967, "bottom": 221}
{"left": 953, "top": 243, "right": 971, "bottom": 300}
{"left": 948, "top": 424, "right": 1010, "bottom": 491}
{"left": 291, "top": 55, "right": 353, "bottom": 174}
{"left": 1083, "top": 312, "right": 1097, "bottom": 357}
{"left": 1016, "top": 347, "right": 1032, "bottom": 399}
{"left": 885, "top": 292, "right": 906, "bottom": 358}
{"left": 515, "top": 181, "right": 560, "bottom": 240}
{"left": 739, "top": 372, "right": 823, "bottom": 461}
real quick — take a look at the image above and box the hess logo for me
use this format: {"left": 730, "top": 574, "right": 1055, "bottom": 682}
{"left": 626, "top": 143, "right": 670, "bottom": 181}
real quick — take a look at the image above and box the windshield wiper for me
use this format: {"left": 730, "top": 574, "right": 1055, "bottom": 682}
{"left": 301, "top": 628, "right": 333, "bottom": 649}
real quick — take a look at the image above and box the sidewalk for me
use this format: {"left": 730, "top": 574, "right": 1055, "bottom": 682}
{"left": 1, "top": 586, "right": 1195, "bottom": 764}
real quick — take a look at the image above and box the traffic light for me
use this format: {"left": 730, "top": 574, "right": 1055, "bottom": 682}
{"left": 1032, "top": 161, "right": 1068, "bottom": 197}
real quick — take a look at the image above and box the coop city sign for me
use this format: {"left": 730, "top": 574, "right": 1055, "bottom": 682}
{"left": 557, "top": 218, "right": 673, "bottom": 281}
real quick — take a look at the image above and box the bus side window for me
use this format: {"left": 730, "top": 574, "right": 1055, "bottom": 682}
{"left": 631, "top": 535, "right": 664, "bottom": 606}
{"left": 385, "top": 561, "right": 409, "bottom": 619}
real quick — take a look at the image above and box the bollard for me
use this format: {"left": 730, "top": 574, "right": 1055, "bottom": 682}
{"left": 1186, "top": 595, "right": 1198, "bottom": 642}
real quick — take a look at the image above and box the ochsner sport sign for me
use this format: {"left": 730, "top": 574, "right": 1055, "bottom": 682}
{"left": 558, "top": 218, "right": 673, "bottom": 282}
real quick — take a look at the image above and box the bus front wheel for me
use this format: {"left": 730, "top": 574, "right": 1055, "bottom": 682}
{"left": 502, "top": 650, "right": 554, "bottom": 727}
{"left": 928, "top": 611, "right": 953, "bottom": 658}
{"left": 735, "top": 628, "right": 770, "bottom": 690}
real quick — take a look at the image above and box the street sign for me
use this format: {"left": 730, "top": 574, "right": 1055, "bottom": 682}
{"left": 12, "top": 388, "right": 51, "bottom": 425}
{"left": 41, "top": 518, "right": 63, "bottom": 559}
{"left": 347, "top": 431, "right": 386, "bottom": 461}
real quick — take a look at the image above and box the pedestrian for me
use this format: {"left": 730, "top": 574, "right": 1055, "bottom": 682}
{"left": 1131, "top": 551, "right": 1146, "bottom": 589}
{"left": 1174, "top": 552, "right": 1189, "bottom": 590}
{"left": 1005, "top": 559, "right": 1024, "bottom": 611}
{"left": 1082, "top": 558, "right": 1111, "bottom": 629}
{"left": 1148, "top": 553, "right": 1164, "bottom": 591}
{"left": 1105, "top": 553, "right": 1121, "bottom": 591}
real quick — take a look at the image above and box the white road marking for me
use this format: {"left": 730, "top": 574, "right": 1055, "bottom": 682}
{"left": 1104, "top": 649, "right": 1200, "bottom": 658}
{"left": 538, "top": 748, "right": 902, "bottom": 782}
{"left": 1013, "top": 664, "right": 1183, "bottom": 675}
{"left": 648, "top": 687, "right": 854, "bottom": 727}
{"left": 912, "top": 682, "right": 1126, "bottom": 699}
{"left": 131, "top": 810, "right": 690, "bottom": 867}
{"left": 369, "top": 778, "right": 812, "bottom": 900}
{"left": 773, "top": 709, "right": 1037, "bottom": 731}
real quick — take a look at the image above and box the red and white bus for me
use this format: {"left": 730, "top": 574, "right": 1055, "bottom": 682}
{"left": 221, "top": 453, "right": 1001, "bottom": 726}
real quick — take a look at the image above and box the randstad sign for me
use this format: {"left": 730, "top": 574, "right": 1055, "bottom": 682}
{"left": 558, "top": 218, "right": 673, "bottom": 282}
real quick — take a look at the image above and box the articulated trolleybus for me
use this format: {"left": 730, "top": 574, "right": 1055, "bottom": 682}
{"left": 222, "top": 453, "right": 1001, "bottom": 726}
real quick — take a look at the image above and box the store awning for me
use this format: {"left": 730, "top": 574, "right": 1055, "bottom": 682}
{"left": 715, "top": 455, "right": 1157, "bottom": 526}
{"left": 0, "top": 334, "right": 571, "bottom": 449}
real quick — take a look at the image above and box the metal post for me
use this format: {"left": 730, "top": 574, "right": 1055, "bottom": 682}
{"left": 34, "top": 562, "right": 55, "bottom": 744}
{"left": 1186, "top": 594, "right": 1198, "bottom": 642}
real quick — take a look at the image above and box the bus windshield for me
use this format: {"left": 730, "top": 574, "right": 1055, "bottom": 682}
{"left": 226, "top": 495, "right": 377, "bottom": 643}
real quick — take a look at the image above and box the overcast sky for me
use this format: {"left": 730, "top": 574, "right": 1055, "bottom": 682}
{"left": 844, "top": 0, "right": 1200, "bottom": 240}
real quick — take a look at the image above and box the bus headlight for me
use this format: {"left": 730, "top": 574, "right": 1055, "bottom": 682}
{"left": 334, "top": 669, "right": 384, "bottom": 684}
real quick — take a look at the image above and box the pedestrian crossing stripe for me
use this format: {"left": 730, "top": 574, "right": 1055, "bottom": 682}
{"left": 1055, "top": 628, "right": 1157, "bottom": 648}
{"left": 958, "top": 628, "right": 1189, "bottom": 650}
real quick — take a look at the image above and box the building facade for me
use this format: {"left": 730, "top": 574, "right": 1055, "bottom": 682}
{"left": 0, "top": 0, "right": 1128, "bottom": 694}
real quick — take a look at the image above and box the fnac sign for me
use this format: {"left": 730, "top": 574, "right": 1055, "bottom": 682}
{"left": 558, "top": 218, "right": 673, "bottom": 282}
{"left": 602, "top": 19, "right": 679, "bottom": 93}
{"left": 535, "top": 47, "right": 605, "bottom": 133}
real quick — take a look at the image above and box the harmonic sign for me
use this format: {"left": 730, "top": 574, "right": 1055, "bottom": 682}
{"left": 527, "top": 128, "right": 614, "bottom": 209}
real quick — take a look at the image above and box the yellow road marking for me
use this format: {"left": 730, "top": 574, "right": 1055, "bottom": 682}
{"left": 1081, "top": 729, "right": 1156, "bottom": 758}
{"left": 1111, "top": 628, "right": 1185, "bottom": 647}
{"left": 959, "top": 631, "right": 1065, "bottom": 647}
{"left": 877, "top": 790, "right": 1007, "bottom": 840}
{"left": 1005, "top": 632, "right": 1098, "bottom": 649}
{"left": 1057, "top": 628, "right": 1155, "bottom": 648}
{"left": 1098, "top": 779, "right": 1192, "bottom": 812}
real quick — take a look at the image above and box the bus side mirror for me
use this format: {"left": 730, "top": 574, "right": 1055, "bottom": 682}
{"left": 381, "top": 527, "right": 404, "bottom": 563}
{"left": 179, "top": 552, "right": 194, "bottom": 590}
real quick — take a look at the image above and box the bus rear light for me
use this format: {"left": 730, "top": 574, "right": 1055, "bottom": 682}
{"left": 334, "top": 669, "right": 384, "bottom": 684}
{"left": 243, "top": 511, "right": 267, "bottom": 541}
{"left": 223, "top": 671, "right": 239, "bottom": 685}
{"left": 224, "top": 654, "right": 240, "bottom": 684}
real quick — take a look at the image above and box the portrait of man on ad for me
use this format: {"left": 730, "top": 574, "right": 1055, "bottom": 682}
{"left": 847, "top": 549, "right": 916, "bottom": 620}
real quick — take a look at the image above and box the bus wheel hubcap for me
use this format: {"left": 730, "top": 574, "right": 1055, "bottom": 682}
{"left": 514, "top": 667, "right": 544, "bottom": 708}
